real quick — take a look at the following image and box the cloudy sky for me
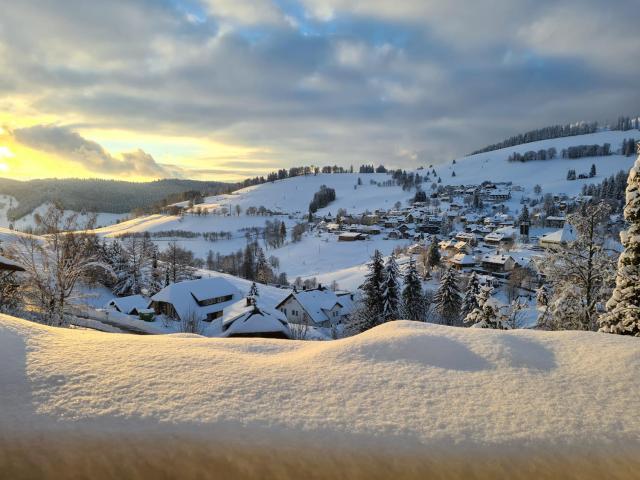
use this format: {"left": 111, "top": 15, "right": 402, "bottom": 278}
{"left": 0, "top": 0, "right": 638, "bottom": 181}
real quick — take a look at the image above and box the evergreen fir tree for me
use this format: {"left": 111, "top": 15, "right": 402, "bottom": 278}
{"left": 359, "top": 249, "right": 385, "bottom": 329}
{"left": 255, "top": 247, "right": 272, "bottom": 284}
{"left": 518, "top": 205, "right": 530, "bottom": 224}
{"left": 242, "top": 243, "right": 255, "bottom": 280}
{"left": 381, "top": 253, "right": 401, "bottom": 322}
{"left": 464, "top": 285, "right": 513, "bottom": 329}
{"left": 600, "top": 150, "right": 640, "bottom": 335}
{"left": 401, "top": 257, "right": 426, "bottom": 321}
{"left": 434, "top": 266, "right": 461, "bottom": 326}
{"left": 461, "top": 272, "right": 480, "bottom": 318}
{"left": 248, "top": 282, "right": 259, "bottom": 305}
{"left": 426, "top": 240, "right": 441, "bottom": 271}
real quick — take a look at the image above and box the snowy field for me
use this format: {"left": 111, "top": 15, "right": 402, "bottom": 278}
{"left": 452, "top": 130, "right": 638, "bottom": 195}
{"left": 1, "top": 314, "right": 639, "bottom": 451}
{"left": 0, "top": 197, "right": 129, "bottom": 230}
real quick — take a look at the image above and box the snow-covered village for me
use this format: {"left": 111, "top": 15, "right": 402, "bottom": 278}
{"left": 1, "top": 1, "right": 640, "bottom": 478}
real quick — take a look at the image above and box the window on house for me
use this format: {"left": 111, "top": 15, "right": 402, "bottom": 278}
{"left": 205, "top": 310, "right": 223, "bottom": 321}
{"left": 197, "top": 294, "right": 234, "bottom": 307}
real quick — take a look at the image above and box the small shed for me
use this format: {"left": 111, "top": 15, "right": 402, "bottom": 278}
{"left": 338, "top": 232, "right": 367, "bottom": 241}
{"left": 107, "top": 294, "right": 150, "bottom": 315}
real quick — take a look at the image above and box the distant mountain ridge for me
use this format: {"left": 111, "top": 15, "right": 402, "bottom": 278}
{"left": 0, "top": 178, "right": 233, "bottom": 221}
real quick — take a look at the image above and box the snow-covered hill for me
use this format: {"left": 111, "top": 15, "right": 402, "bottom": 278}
{"left": 449, "top": 129, "right": 638, "bottom": 194}
{"left": 1, "top": 315, "right": 638, "bottom": 450}
{"left": 0, "top": 197, "right": 129, "bottom": 230}
{"left": 80, "top": 129, "right": 638, "bottom": 279}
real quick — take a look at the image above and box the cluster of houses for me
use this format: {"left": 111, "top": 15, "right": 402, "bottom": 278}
{"left": 106, "top": 277, "right": 355, "bottom": 340}
{"left": 315, "top": 180, "right": 586, "bottom": 286}
{"left": 317, "top": 181, "right": 521, "bottom": 243}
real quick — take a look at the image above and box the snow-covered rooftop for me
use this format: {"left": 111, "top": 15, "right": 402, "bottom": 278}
{"left": 221, "top": 299, "right": 290, "bottom": 338}
{"left": 481, "top": 254, "right": 514, "bottom": 265}
{"left": 449, "top": 253, "right": 476, "bottom": 265}
{"left": 277, "top": 288, "right": 351, "bottom": 324}
{"left": 540, "top": 224, "right": 577, "bottom": 245}
{"left": 107, "top": 294, "right": 149, "bottom": 315}
{"left": 151, "top": 277, "right": 241, "bottom": 321}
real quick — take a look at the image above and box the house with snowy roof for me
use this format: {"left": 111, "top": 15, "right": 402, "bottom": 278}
{"left": 545, "top": 216, "right": 566, "bottom": 228}
{"left": 150, "top": 277, "right": 241, "bottom": 323}
{"left": 455, "top": 232, "right": 477, "bottom": 245}
{"left": 539, "top": 224, "right": 577, "bottom": 249}
{"left": 221, "top": 298, "right": 291, "bottom": 339}
{"left": 448, "top": 253, "right": 477, "bottom": 271}
{"left": 484, "top": 227, "right": 515, "bottom": 245}
{"left": 106, "top": 294, "right": 150, "bottom": 315}
{"left": 480, "top": 254, "right": 517, "bottom": 274}
{"left": 276, "top": 287, "right": 354, "bottom": 328}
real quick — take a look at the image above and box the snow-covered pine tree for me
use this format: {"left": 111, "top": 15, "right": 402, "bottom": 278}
{"left": 536, "top": 284, "right": 549, "bottom": 307}
{"left": 255, "top": 247, "right": 272, "bottom": 284}
{"left": 461, "top": 271, "right": 480, "bottom": 318}
{"left": 426, "top": 240, "right": 441, "bottom": 272}
{"left": 463, "top": 285, "right": 512, "bottom": 329}
{"left": 358, "top": 249, "right": 385, "bottom": 329}
{"left": 434, "top": 266, "right": 461, "bottom": 326}
{"left": 247, "top": 282, "right": 259, "bottom": 305}
{"left": 381, "top": 253, "right": 401, "bottom": 322}
{"left": 599, "top": 150, "right": 640, "bottom": 336}
{"left": 401, "top": 257, "right": 425, "bottom": 321}
{"left": 518, "top": 205, "right": 530, "bottom": 224}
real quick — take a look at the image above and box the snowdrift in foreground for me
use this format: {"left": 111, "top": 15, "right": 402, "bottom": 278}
{"left": 1, "top": 315, "right": 639, "bottom": 451}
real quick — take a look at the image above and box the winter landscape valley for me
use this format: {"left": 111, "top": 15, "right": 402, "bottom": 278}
{"left": 2, "top": 1, "right": 640, "bottom": 478}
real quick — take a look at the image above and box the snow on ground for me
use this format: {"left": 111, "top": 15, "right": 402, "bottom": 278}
{"left": 197, "top": 172, "right": 414, "bottom": 216}
{"left": 270, "top": 232, "right": 410, "bottom": 280}
{"left": 450, "top": 130, "right": 638, "bottom": 195}
{"left": 0, "top": 199, "right": 130, "bottom": 230}
{"left": 1, "top": 314, "right": 639, "bottom": 452}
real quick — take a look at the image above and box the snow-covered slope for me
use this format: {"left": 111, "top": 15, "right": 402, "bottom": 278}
{"left": 1, "top": 314, "right": 638, "bottom": 452}
{"left": 450, "top": 130, "right": 638, "bottom": 194}
{"left": 0, "top": 197, "right": 129, "bottom": 230}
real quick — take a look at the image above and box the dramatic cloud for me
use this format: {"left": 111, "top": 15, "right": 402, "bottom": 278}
{"left": 0, "top": 0, "right": 638, "bottom": 179}
{"left": 12, "top": 125, "right": 180, "bottom": 177}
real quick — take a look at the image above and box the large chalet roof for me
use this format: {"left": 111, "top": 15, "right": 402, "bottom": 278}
{"left": 151, "top": 277, "right": 241, "bottom": 321}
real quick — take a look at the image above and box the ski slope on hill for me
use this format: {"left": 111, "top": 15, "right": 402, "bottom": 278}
{"left": 1, "top": 315, "right": 639, "bottom": 451}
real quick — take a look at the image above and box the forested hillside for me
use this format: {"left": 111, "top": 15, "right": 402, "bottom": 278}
{"left": 0, "top": 178, "right": 232, "bottom": 220}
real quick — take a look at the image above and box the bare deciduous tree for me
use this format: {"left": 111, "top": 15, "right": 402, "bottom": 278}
{"left": 9, "top": 203, "right": 112, "bottom": 326}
